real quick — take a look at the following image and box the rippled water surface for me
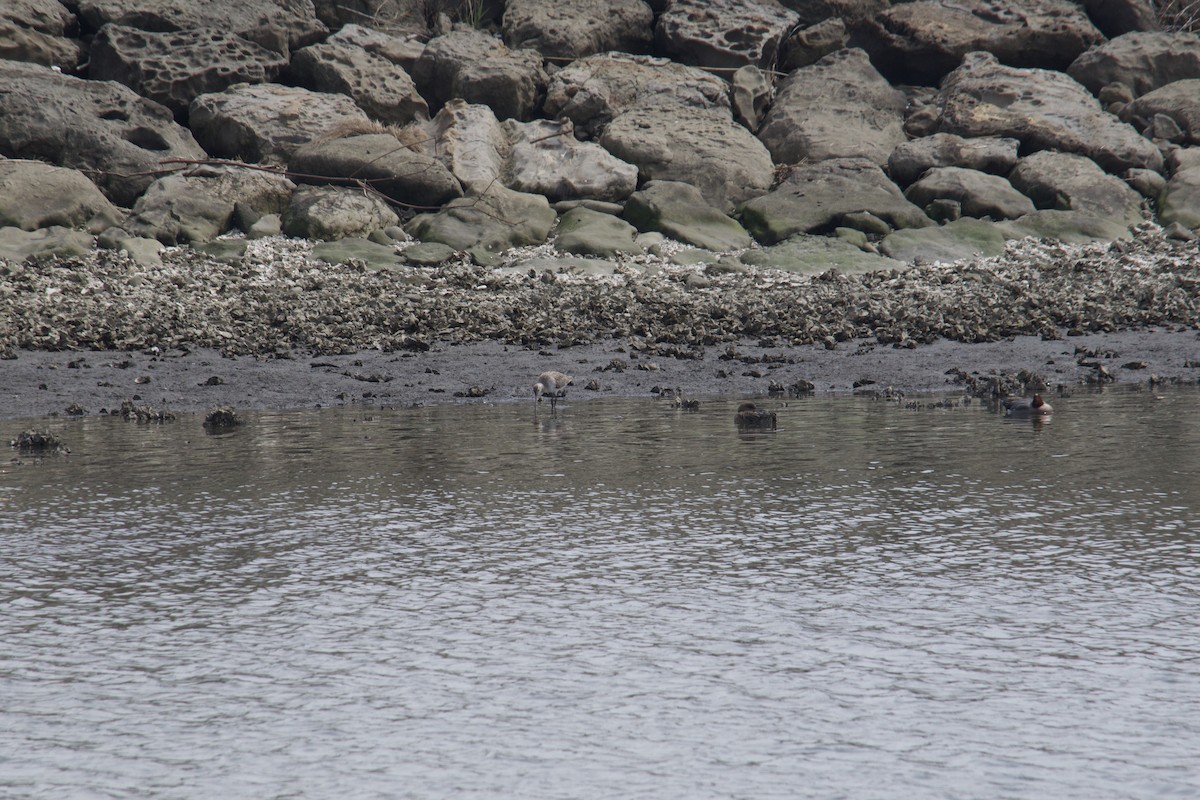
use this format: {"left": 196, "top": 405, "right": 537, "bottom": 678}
{"left": 3, "top": 388, "right": 1200, "bottom": 799}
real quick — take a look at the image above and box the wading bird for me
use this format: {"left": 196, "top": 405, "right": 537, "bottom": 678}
{"left": 533, "top": 371, "right": 573, "bottom": 412}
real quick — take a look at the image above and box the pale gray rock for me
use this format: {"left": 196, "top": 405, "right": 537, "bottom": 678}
{"left": 544, "top": 53, "right": 729, "bottom": 137}
{"left": 428, "top": 101, "right": 636, "bottom": 201}
{"left": 312, "top": 237, "right": 406, "bottom": 270}
{"left": 405, "top": 185, "right": 557, "bottom": 265}
{"left": 858, "top": 0, "right": 1103, "bottom": 85}
{"left": 739, "top": 234, "right": 903, "bottom": 274}
{"left": 290, "top": 133, "right": 462, "bottom": 207}
{"left": 282, "top": 185, "right": 400, "bottom": 241}
{"left": 326, "top": 23, "right": 425, "bottom": 71}
{"left": 1000, "top": 210, "right": 1136, "bottom": 243}
{"left": 739, "top": 158, "right": 933, "bottom": 245}
{"left": 75, "top": 0, "right": 327, "bottom": 56}
{"left": 0, "top": 160, "right": 123, "bottom": 233}
{"left": 731, "top": 65, "right": 772, "bottom": 132}
{"left": 888, "top": 134, "right": 1020, "bottom": 187}
{"left": 623, "top": 181, "right": 753, "bottom": 252}
{"left": 554, "top": 207, "right": 642, "bottom": 257}
{"left": 1159, "top": 149, "right": 1200, "bottom": 229}
{"left": 777, "top": 17, "right": 846, "bottom": 72}
{"left": 1008, "top": 151, "right": 1146, "bottom": 224}
{"left": 505, "top": 119, "right": 638, "bottom": 202}
{"left": 0, "top": 60, "right": 206, "bottom": 206}
{"left": 288, "top": 41, "right": 428, "bottom": 124}
{"left": 247, "top": 214, "right": 283, "bottom": 238}
{"left": 402, "top": 241, "right": 456, "bottom": 265}
{"left": 0, "top": 0, "right": 85, "bottom": 70}
{"left": 601, "top": 101, "right": 774, "bottom": 212}
{"left": 880, "top": 217, "right": 1008, "bottom": 263}
{"left": 502, "top": 0, "right": 654, "bottom": 59}
{"left": 758, "top": 48, "right": 906, "bottom": 166}
{"left": 1068, "top": 32, "right": 1200, "bottom": 98}
{"left": 1124, "top": 167, "right": 1168, "bottom": 198}
{"left": 124, "top": 165, "right": 295, "bottom": 243}
{"left": 904, "top": 167, "right": 1035, "bottom": 221}
{"left": 0, "top": 225, "right": 94, "bottom": 261}
{"left": 936, "top": 52, "right": 1165, "bottom": 174}
{"left": 427, "top": 100, "right": 510, "bottom": 192}
{"left": 189, "top": 83, "right": 372, "bottom": 164}
{"left": 411, "top": 28, "right": 547, "bottom": 120}
{"left": 1122, "top": 79, "right": 1200, "bottom": 144}
{"left": 89, "top": 25, "right": 289, "bottom": 119}
{"left": 655, "top": 0, "right": 798, "bottom": 70}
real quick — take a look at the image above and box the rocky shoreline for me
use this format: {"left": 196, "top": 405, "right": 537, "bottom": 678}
{"left": 2, "top": 226, "right": 1198, "bottom": 420}
{"left": 3, "top": 1, "right": 1200, "bottom": 421}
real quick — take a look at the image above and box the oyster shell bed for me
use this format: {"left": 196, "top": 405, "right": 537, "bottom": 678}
{"left": 1, "top": 225, "right": 1197, "bottom": 357}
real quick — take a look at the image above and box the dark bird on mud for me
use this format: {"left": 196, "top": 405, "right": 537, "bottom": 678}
{"left": 533, "top": 371, "right": 573, "bottom": 411}
{"left": 1003, "top": 393, "right": 1053, "bottom": 417}
{"left": 735, "top": 402, "right": 777, "bottom": 429}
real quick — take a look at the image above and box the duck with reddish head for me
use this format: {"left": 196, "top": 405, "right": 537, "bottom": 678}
{"left": 735, "top": 402, "right": 777, "bottom": 429}
{"left": 1003, "top": 393, "right": 1053, "bottom": 417}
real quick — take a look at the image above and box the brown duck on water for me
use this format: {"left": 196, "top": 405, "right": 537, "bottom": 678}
{"left": 735, "top": 402, "right": 777, "bottom": 429}
{"left": 1002, "top": 393, "right": 1053, "bottom": 417}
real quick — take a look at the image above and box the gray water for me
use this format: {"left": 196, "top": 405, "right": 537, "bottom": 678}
{"left": 3, "top": 388, "right": 1199, "bottom": 799}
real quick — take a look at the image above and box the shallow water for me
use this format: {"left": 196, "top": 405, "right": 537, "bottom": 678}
{"left": 3, "top": 388, "right": 1199, "bottom": 799}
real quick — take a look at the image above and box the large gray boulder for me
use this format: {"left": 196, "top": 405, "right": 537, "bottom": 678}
{"left": 857, "top": 0, "right": 1104, "bottom": 85}
{"left": 739, "top": 158, "right": 933, "bottom": 245}
{"left": 0, "top": 160, "right": 123, "bottom": 232}
{"left": 405, "top": 185, "right": 557, "bottom": 265}
{"left": 282, "top": 185, "right": 400, "bottom": 241}
{"left": 0, "top": 0, "right": 85, "bottom": 70}
{"left": 1159, "top": 148, "right": 1200, "bottom": 230}
{"left": 0, "top": 226, "right": 95, "bottom": 262}
{"left": 123, "top": 165, "right": 295, "bottom": 243}
{"left": 1121, "top": 79, "right": 1200, "bottom": 145}
{"left": 505, "top": 119, "right": 638, "bottom": 202}
{"left": 502, "top": 0, "right": 654, "bottom": 59}
{"left": 777, "top": 17, "right": 847, "bottom": 72}
{"left": 554, "top": 207, "right": 642, "bottom": 257}
{"left": 624, "top": 180, "right": 753, "bottom": 251}
{"left": 289, "top": 133, "right": 462, "bottom": 207}
{"left": 904, "top": 167, "right": 1035, "bottom": 220}
{"left": 936, "top": 52, "right": 1165, "bottom": 174}
{"left": 326, "top": 23, "right": 425, "bottom": 71}
{"left": 74, "top": 0, "right": 327, "bottom": 56}
{"left": 879, "top": 217, "right": 1008, "bottom": 263}
{"left": 89, "top": 25, "right": 288, "bottom": 119}
{"left": 601, "top": 101, "right": 774, "bottom": 211}
{"left": 888, "top": 133, "right": 1020, "bottom": 187}
{"left": 189, "top": 83, "right": 372, "bottom": 164}
{"left": 655, "top": 0, "right": 798, "bottom": 70}
{"left": 758, "top": 48, "right": 906, "bottom": 166}
{"left": 411, "top": 29, "right": 547, "bottom": 120}
{"left": 428, "top": 101, "right": 637, "bottom": 201}
{"left": 1008, "top": 150, "right": 1146, "bottom": 224}
{"left": 288, "top": 41, "right": 428, "bottom": 125}
{"left": 739, "top": 233, "right": 902, "bottom": 274}
{"left": 543, "top": 53, "right": 729, "bottom": 137}
{"left": 0, "top": 60, "right": 206, "bottom": 206}
{"left": 1068, "top": 32, "right": 1200, "bottom": 98}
